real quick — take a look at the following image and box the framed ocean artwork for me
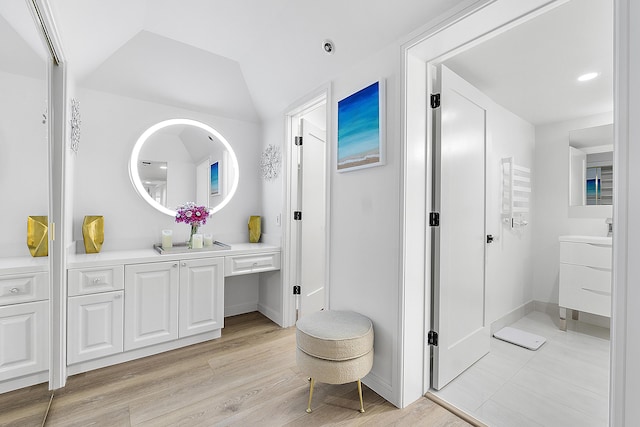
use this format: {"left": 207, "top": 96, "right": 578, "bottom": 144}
{"left": 337, "top": 80, "right": 385, "bottom": 172}
{"left": 210, "top": 161, "right": 220, "bottom": 196}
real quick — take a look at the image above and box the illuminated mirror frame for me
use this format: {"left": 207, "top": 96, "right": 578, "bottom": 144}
{"left": 129, "top": 118, "right": 239, "bottom": 217}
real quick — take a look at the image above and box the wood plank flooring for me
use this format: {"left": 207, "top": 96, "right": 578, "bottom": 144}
{"left": 1, "top": 312, "right": 471, "bottom": 426}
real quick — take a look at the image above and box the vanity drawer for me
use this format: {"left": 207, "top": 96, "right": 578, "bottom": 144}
{"left": 560, "top": 241, "right": 612, "bottom": 269}
{"left": 224, "top": 252, "right": 281, "bottom": 277}
{"left": 0, "top": 272, "right": 49, "bottom": 306}
{"left": 68, "top": 266, "right": 124, "bottom": 296}
{"left": 559, "top": 263, "right": 611, "bottom": 317}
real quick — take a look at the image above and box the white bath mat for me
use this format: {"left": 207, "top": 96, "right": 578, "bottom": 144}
{"left": 493, "top": 326, "right": 546, "bottom": 350}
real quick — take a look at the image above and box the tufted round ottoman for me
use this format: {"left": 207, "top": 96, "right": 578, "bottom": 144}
{"left": 296, "top": 310, "right": 374, "bottom": 413}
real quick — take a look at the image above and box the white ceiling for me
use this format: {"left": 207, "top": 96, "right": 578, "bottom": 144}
{"left": 443, "top": 0, "right": 613, "bottom": 126}
{"left": 48, "top": 0, "right": 464, "bottom": 122}
{"left": 4, "top": 0, "right": 613, "bottom": 126}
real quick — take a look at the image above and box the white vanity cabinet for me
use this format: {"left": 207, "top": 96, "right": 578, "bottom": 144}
{"left": 67, "top": 265, "right": 125, "bottom": 364}
{"left": 559, "top": 235, "right": 612, "bottom": 329}
{"left": 66, "top": 243, "right": 279, "bottom": 374}
{"left": 124, "top": 257, "right": 224, "bottom": 350}
{"left": 0, "top": 270, "right": 49, "bottom": 383}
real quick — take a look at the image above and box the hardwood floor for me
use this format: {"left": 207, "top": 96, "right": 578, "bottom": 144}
{"left": 1, "top": 312, "right": 470, "bottom": 426}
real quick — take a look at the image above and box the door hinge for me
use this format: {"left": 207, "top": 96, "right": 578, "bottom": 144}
{"left": 295, "top": 136, "right": 303, "bottom": 146}
{"left": 428, "top": 330, "right": 438, "bottom": 346}
{"left": 293, "top": 285, "right": 301, "bottom": 295}
{"left": 430, "top": 93, "right": 441, "bottom": 109}
{"left": 429, "top": 212, "right": 440, "bottom": 227}
{"left": 294, "top": 211, "right": 302, "bottom": 221}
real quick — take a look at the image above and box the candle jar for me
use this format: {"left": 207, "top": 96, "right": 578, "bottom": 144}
{"left": 161, "top": 229, "right": 173, "bottom": 249}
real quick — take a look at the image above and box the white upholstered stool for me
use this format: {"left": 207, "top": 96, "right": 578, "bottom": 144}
{"left": 295, "top": 310, "right": 374, "bottom": 413}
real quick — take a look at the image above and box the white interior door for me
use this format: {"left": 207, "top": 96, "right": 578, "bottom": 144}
{"left": 432, "top": 65, "right": 490, "bottom": 390}
{"left": 298, "top": 118, "right": 327, "bottom": 317}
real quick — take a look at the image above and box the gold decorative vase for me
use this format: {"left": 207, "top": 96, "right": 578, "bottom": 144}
{"left": 82, "top": 216, "right": 104, "bottom": 253}
{"left": 248, "top": 216, "right": 261, "bottom": 243}
{"left": 27, "top": 216, "right": 48, "bottom": 257}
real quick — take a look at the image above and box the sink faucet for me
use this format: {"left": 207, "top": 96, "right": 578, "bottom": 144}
{"left": 606, "top": 218, "right": 613, "bottom": 237}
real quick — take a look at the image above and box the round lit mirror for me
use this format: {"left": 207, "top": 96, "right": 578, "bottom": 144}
{"left": 129, "top": 119, "right": 239, "bottom": 217}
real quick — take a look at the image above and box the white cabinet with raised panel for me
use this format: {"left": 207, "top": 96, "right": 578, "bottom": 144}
{"left": 67, "top": 291, "right": 124, "bottom": 364}
{"left": 124, "top": 257, "right": 224, "bottom": 350}
{"left": 559, "top": 235, "right": 612, "bottom": 330}
{"left": 66, "top": 243, "right": 280, "bottom": 373}
{"left": 67, "top": 265, "right": 125, "bottom": 364}
{"left": 0, "top": 269, "right": 49, "bottom": 384}
{"left": 0, "top": 300, "right": 49, "bottom": 382}
{"left": 179, "top": 257, "right": 224, "bottom": 337}
{"left": 125, "top": 261, "right": 179, "bottom": 351}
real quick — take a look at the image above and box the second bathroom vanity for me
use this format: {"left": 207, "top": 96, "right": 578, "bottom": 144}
{"left": 558, "top": 235, "right": 612, "bottom": 330}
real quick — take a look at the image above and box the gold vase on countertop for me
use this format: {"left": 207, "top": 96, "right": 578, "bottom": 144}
{"left": 82, "top": 216, "right": 104, "bottom": 253}
{"left": 27, "top": 216, "right": 48, "bottom": 257}
{"left": 248, "top": 215, "right": 261, "bottom": 243}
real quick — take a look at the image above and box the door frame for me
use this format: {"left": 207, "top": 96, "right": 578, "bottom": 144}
{"left": 281, "top": 85, "right": 331, "bottom": 327}
{"left": 400, "top": 0, "right": 575, "bottom": 406}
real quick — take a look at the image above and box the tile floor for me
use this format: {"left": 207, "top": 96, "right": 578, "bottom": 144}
{"left": 433, "top": 310, "right": 610, "bottom": 427}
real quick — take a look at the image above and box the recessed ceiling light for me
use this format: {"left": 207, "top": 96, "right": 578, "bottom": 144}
{"left": 577, "top": 72, "right": 599, "bottom": 82}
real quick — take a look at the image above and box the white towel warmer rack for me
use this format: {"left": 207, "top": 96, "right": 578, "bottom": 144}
{"left": 502, "top": 157, "right": 530, "bottom": 228}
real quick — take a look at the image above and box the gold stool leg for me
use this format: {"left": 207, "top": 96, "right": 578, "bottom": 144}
{"left": 306, "top": 378, "right": 315, "bottom": 413}
{"left": 357, "top": 379, "right": 365, "bottom": 413}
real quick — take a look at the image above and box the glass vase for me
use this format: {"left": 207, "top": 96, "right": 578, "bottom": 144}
{"left": 188, "top": 224, "right": 199, "bottom": 248}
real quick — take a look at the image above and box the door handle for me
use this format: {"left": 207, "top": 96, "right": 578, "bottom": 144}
{"left": 486, "top": 235, "right": 494, "bottom": 244}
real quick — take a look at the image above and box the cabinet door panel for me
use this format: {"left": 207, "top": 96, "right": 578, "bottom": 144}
{"left": 125, "top": 262, "right": 179, "bottom": 351}
{"left": 68, "top": 291, "right": 124, "bottom": 364}
{"left": 0, "top": 301, "right": 48, "bottom": 381}
{"left": 179, "top": 258, "right": 224, "bottom": 337}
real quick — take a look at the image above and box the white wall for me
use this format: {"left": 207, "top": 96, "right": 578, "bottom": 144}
{"left": 327, "top": 45, "right": 401, "bottom": 402}
{"left": 0, "top": 70, "right": 48, "bottom": 257}
{"left": 485, "top": 99, "right": 535, "bottom": 325}
{"left": 258, "top": 116, "right": 285, "bottom": 326}
{"left": 73, "top": 88, "right": 262, "bottom": 251}
{"left": 532, "top": 112, "right": 613, "bottom": 304}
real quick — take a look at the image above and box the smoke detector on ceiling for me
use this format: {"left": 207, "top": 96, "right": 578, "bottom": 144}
{"left": 322, "top": 39, "right": 335, "bottom": 55}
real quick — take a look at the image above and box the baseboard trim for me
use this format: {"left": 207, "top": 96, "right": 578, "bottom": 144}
{"left": 225, "top": 302, "right": 258, "bottom": 318}
{"left": 257, "top": 303, "right": 283, "bottom": 327}
{"left": 490, "top": 301, "right": 534, "bottom": 335}
{"left": 362, "top": 371, "right": 396, "bottom": 408}
{"left": 426, "top": 392, "right": 488, "bottom": 427}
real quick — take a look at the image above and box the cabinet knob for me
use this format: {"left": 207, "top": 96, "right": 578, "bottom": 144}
{"left": 114, "top": 294, "right": 122, "bottom": 299}
{"left": 181, "top": 262, "right": 187, "bottom": 267}
{"left": 9, "top": 287, "right": 19, "bottom": 294}
{"left": 173, "top": 263, "right": 178, "bottom": 268}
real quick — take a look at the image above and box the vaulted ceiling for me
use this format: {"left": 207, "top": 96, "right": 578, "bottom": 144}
{"left": 3, "top": 0, "right": 613, "bottom": 127}
{"left": 48, "top": 0, "right": 464, "bottom": 122}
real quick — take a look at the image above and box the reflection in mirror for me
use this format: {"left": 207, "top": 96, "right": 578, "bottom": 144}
{"left": 139, "top": 161, "right": 167, "bottom": 206}
{"left": 130, "top": 119, "right": 239, "bottom": 216}
{"left": 569, "top": 123, "right": 613, "bottom": 207}
{"left": 0, "top": 1, "right": 50, "bottom": 256}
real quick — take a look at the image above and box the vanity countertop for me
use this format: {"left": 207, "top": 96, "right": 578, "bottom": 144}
{"left": 559, "top": 235, "right": 612, "bottom": 245}
{"left": 0, "top": 256, "right": 49, "bottom": 275}
{"left": 67, "top": 242, "right": 281, "bottom": 269}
